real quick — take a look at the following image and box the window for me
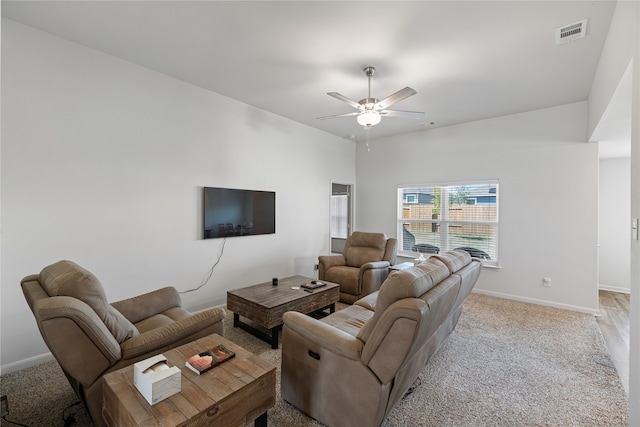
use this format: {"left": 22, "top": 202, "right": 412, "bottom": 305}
{"left": 398, "top": 181, "right": 499, "bottom": 266}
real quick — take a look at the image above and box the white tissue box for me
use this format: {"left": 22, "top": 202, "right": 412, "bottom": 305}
{"left": 133, "top": 354, "right": 181, "bottom": 405}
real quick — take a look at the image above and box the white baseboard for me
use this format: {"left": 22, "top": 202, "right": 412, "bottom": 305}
{"left": 187, "top": 299, "right": 226, "bottom": 313}
{"left": 472, "top": 289, "right": 601, "bottom": 316}
{"left": 1, "top": 352, "right": 54, "bottom": 375}
{"left": 598, "top": 284, "right": 631, "bottom": 294}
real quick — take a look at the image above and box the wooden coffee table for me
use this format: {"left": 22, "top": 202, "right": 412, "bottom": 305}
{"left": 227, "top": 275, "right": 340, "bottom": 349}
{"left": 102, "top": 333, "right": 276, "bottom": 427}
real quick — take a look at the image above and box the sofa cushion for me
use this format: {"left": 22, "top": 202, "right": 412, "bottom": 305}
{"left": 354, "top": 291, "right": 378, "bottom": 311}
{"left": 433, "top": 250, "right": 472, "bottom": 273}
{"left": 108, "top": 306, "right": 140, "bottom": 341}
{"left": 358, "top": 258, "right": 450, "bottom": 343}
{"left": 320, "top": 304, "right": 375, "bottom": 338}
{"left": 325, "top": 265, "right": 359, "bottom": 295}
{"left": 134, "top": 307, "right": 192, "bottom": 333}
{"left": 376, "top": 259, "right": 450, "bottom": 314}
{"left": 345, "top": 247, "right": 385, "bottom": 268}
{"left": 344, "top": 232, "right": 387, "bottom": 267}
{"left": 39, "top": 260, "right": 138, "bottom": 342}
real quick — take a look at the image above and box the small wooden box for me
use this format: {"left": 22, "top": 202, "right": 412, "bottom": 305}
{"left": 133, "top": 354, "right": 181, "bottom": 405}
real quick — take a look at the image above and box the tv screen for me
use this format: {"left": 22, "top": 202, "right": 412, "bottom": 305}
{"left": 203, "top": 187, "right": 276, "bottom": 239}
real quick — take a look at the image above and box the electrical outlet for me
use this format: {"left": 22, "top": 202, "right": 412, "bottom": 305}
{"left": 1, "top": 395, "right": 9, "bottom": 417}
{"left": 542, "top": 277, "right": 551, "bottom": 288}
{"left": 314, "top": 264, "right": 319, "bottom": 271}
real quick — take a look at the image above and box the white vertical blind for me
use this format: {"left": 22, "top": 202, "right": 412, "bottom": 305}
{"left": 331, "top": 194, "right": 348, "bottom": 238}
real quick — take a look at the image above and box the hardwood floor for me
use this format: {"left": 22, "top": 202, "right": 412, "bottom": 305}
{"left": 596, "top": 290, "right": 630, "bottom": 396}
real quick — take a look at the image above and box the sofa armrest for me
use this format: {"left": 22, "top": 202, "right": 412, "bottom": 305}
{"left": 317, "top": 255, "right": 346, "bottom": 279}
{"left": 359, "top": 261, "right": 391, "bottom": 297}
{"left": 111, "top": 287, "right": 182, "bottom": 324}
{"left": 283, "top": 311, "right": 363, "bottom": 360}
{"left": 360, "top": 261, "right": 390, "bottom": 271}
{"left": 119, "top": 307, "right": 226, "bottom": 359}
{"left": 361, "top": 299, "right": 425, "bottom": 385}
{"left": 35, "top": 296, "right": 121, "bottom": 385}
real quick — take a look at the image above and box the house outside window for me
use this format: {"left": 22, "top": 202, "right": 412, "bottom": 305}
{"left": 398, "top": 181, "right": 499, "bottom": 266}
{"left": 404, "top": 194, "right": 418, "bottom": 204}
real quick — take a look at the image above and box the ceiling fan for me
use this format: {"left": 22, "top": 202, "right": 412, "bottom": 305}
{"left": 318, "top": 66, "right": 424, "bottom": 127}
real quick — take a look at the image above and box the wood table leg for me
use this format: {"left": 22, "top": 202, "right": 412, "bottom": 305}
{"left": 233, "top": 314, "right": 282, "bottom": 348}
{"left": 233, "top": 312, "right": 239, "bottom": 327}
{"left": 255, "top": 412, "right": 267, "bottom": 427}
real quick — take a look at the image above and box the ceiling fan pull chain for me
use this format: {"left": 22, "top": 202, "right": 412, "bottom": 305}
{"left": 365, "top": 127, "right": 371, "bottom": 153}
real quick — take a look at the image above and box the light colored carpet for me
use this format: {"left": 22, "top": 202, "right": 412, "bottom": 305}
{"left": 1, "top": 293, "right": 629, "bottom": 426}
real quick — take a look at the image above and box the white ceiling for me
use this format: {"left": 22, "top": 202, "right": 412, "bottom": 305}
{"left": 2, "top": 0, "right": 629, "bottom": 155}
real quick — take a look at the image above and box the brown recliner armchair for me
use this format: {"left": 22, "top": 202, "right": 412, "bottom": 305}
{"left": 21, "top": 260, "right": 226, "bottom": 427}
{"left": 318, "top": 232, "right": 397, "bottom": 304}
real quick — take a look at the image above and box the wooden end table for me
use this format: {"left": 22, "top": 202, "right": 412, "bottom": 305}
{"left": 102, "top": 333, "right": 276, "bottom": 427}
{"left": 227, "top": 275, "right": 340, "bottom": 349}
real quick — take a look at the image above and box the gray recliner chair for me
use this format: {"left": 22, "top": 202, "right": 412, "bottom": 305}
{"left": 21, "top": 260, "right": 226, "bottom": 427}
{"left": 318, "top": 232, "right": 397, "bottom": 304}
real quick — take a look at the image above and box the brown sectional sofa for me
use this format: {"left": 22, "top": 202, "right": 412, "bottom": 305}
{"left": 281, "top": 250, "right": 481, "bottom": 427}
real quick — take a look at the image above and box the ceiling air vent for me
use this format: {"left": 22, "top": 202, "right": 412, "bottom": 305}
{"left": 556, "top": 19, "right": 588, "bottom": 44}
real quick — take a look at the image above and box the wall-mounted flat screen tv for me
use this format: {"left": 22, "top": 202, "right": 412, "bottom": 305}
{"left": 203, "top": 187, "right": 276, "bottom": 239}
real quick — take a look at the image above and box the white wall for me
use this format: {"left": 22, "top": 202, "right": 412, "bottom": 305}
{"left": 599, "top": 157, "right": 631, "bottom": 293}
{"left": 588, "top": 1, "right": 640, "bottom": 422}
{"left": 356, "top": 102, "right": 599, "bottom": 313}
{"left": 0, "top": 19, "right": 355, "bottom": 372}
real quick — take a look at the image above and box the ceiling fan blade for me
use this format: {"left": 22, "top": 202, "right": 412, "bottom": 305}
{"left": 317, "top": 111, "right": 361, "bottom": 120}
{"left": 375, "top": 87, "right": 417, "bottom": 110}
{"left": 327, "top": 92, "right": 363, "bottom": 110}
{"left": 379, "top": 109, "right": 425, "bottom": 119}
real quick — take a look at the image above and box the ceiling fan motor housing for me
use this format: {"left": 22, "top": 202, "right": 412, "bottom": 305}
{"left": 359, "top": 98, "right": 379, "bottom": 110}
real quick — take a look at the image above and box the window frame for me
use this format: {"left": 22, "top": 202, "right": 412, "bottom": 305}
{"left": 397, "top": 180, "right": 499, "bottom": 266}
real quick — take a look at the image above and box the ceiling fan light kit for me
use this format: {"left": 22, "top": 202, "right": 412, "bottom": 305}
{"left": 319, "top": 66, "right": 424, "bottom": 129}
{"left": 357, "top": 111, "right": 381, "bottom": 127}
